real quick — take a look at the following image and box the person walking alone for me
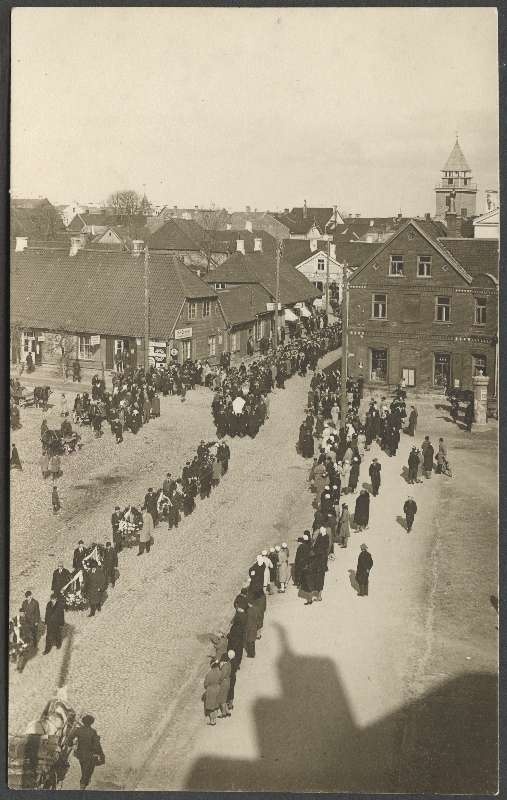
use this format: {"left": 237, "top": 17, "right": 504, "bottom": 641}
{"left": 369, "top": 458, "right": 381, "bottom": 496}
{"left": 73, "top": 714, "right": 105, "bottom": 790}
{"left": 356, "top": 544, "right": 373, "bottom": 597}
{"left": 403, "top": 497, "right": 418, "bottom": 532}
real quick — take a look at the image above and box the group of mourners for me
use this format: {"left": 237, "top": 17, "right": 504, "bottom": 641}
{"left": 210, "top": 325, "right": 342, "bottom": 439}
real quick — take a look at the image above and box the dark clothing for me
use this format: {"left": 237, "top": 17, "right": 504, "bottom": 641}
{"left": 356, "top": 550, "right": 373, "bottom": 596}
{"left": 294, "top": 540, "right": 312, "bottom": 586}
{"left": 74, "top": 725, "right": 104, "bottom": 789}
{"left": 21, "top": 598, "right": 41, "bottom": 644}
{"left": 44, "top": 599, "right": 65, "bottom": 652}
{"left": 403, "top": 499, "right": 418, "bottom": 531}
{"left": 369, "top": 462, "right": 381, "bottom": 496}
{"left": 73, "top": 546, "right": 87, "bottom": 572}
{"left": 354, "top": 493, "right": 370, "bottom": 528}
{"left": 51, "top": 567, "right": 71, "bottom": 595}
{"left": 104, "top": 547, "right": 118, "bottom": 586}
{"left": 85, "top": 569, "right": 106, "bottom": 614}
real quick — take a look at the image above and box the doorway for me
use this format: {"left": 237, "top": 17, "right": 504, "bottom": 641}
{"left": 401, "top": 368, "right": 416, "bottom": 387}
{"left": 434, "top": 352, "right": 451, "bottom": 388}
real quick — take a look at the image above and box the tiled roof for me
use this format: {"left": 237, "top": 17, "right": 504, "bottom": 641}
{"left": 12, "top": 198, "right": 53, "bottom": 209}
{"left": 217, "top": 284, "right": 272, "bottom": 326}
{"left": 443, "top": 139, "right": 471, "bottom": 172}
{"left": 438, "top": 237, "right": 499, "bottom": 279}
{"left": 11, "top": 248, "right": 216, "bottom": 339}
{"left": 289, "top": 207, "right": 334, "bottom": 230}
{"left": 211, "top": 230, "right": 277, "bottom": 255}
{"left": 332, "top": 241, "right": 381, "bottom": 268}
{"left": 11, "top": 203, "right": 67, "bottom": 239}
{"left": 203, "top": 252, "right": 321, "bottom": 304}
{"left": 281, "top": 239, "right": 329, "bottom": 266}
{"left": 147, "top": 218, "right": 205, "bottom": 251}
{"left": 273, "top": 212, "right": 324, "bottom": 236}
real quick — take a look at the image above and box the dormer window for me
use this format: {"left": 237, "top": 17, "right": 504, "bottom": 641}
{"left": 389, "top": 255, "right": 404, "bottom": 276}
{"left": 317, "top": 257, "right": 325, "bottom": 272}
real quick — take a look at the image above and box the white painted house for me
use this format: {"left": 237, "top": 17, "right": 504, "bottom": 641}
{"left": 292, "top": 245, "right": 346, "bottom": 301}
{"left": 473, "top": 207, "right": 499, "bottom": 239}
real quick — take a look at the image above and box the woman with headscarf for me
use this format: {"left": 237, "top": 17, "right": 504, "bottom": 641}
{"left": 203, "top": 661, "right": 222, "bottom": 725}
{"left": 354, "top": 489, "right": 370, "bottom": 531}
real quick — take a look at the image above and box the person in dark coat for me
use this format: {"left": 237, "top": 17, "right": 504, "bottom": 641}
{"left": 227, "top": 609, "right": 246, "bottom": 673}
{"left": 353, "top": 490, "right": 370, "bottom": 531}
{"left": 103, "top": 541, "right": 118, "bottom": 587}
{"left": 311, "top": 527, "right": 329, "bottom": 602}
{"left": 10, "top": 444, "right": 22, "bottom": 470}
{"left": 403, "top": 497, "right": 418, "bottom": 532}
{"left": 348, "top": 456, "right": 360, "bottom": 492}
{"left": 407, "top": 406, "right": 418, "bottom": 436}
{"left": 85, "top": 564, "right": 106, "bottom": 616}
{"left": 407, "top": 446, "right": 420, "bottom": 484}
{"left": 369, "top": 458, "right": 381, "bottom": 496}
{"left": 73, "top": 541, "right": 87, "bottom": 573}
{"left": 43, "top": 593, "right": 65, "bottom": 653}
{"left": 51, "top": 485, "right": 61, "bottom": 514}
{"left": 421, "top": 436, "right": 434, "bottom": 478}
{"left": 244, "top": 602, "right": 259, "bottom": 658}
{"left": 356, "top": 544, "right": 373, "bottom": 597}
{"left": 293, "top": 533, "right": 312, "bottom": 587}
{"left": 73, "top": 714, "right": 105, "bottom": 789}
{"left": 51, "top": 562, "right": 71, "bottom": 595}
{"left": 464, "top": 401, "right": 474, "bottom": 432}
{"left": 21, "top": 590, "right": 41, "bottom": 646}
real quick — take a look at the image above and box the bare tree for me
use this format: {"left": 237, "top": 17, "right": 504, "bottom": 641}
{"left": 107, "top": 190, "right": 147, "bottom": 222}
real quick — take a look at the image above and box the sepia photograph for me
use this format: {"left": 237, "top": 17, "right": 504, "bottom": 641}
{"left": 8, "top": 5, "right": 499, "bottom": 793}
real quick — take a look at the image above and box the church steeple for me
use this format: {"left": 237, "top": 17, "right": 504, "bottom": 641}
{"left": 435, "top": 137, "right": 477, "bottom": 221}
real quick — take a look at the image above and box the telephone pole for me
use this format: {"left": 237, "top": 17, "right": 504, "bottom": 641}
{"left": 339, "top": 263, "right": 349, "bottom": 430}
{"left": 273, "top": 239, "right": 282, "bottom": 350}
{"left": 144, "top": 246, "right": 150, "bottom": 372}
{"left": 325, "top": 238, "right": 331, "bottom": 315}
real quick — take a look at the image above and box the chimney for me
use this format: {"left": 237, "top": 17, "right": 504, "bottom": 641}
{"left": 330, "top": 243, "right": 336, "bottom": 260}
{"left": 254, "top": 237, "right": 263, "bottom": 253}
{"left": 446, "top": 211, "right": 457, "bottom": 237}
{"left": 15, "top": 236, "right": 28, "bottom": 252}
{"left": 310, "top": 238, "right": 318, "bottom": 252}
{"left": 69, "top": 236, "right": 83, "bottom": 256}
{"left": 236, "top": 239, "right": 245, "bottom": 254}
{"left": 245, "top": 220, "right": 253, "bottom": 233}
{"left": 303, "top": 200, "right": 308, "bottom": 219}
{"left": 132, "top": 239, "right": 144, "bottom": 256}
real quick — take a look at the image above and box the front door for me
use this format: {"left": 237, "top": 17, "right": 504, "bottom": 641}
{"left": 434, "top": 353, "right": 451, "bottom": 388}
{"left": 402, "top": 368, "right": 416, "bottom": 387}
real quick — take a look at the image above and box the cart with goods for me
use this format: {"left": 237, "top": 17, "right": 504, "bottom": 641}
{"left": 119, "top": 508, "right": 143, "bottom": 548}
{"left": 9, "top": 616, "right": 32, "bottom": 672}
{"left": 8, "top": 695, "right": 78, "bottom": 789}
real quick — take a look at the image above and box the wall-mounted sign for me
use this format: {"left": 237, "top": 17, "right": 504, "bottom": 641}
{"left": 37, "top": 335, "right": 45, "bottom": 342}
{"left": 266, "top": 303, "right": 282, "bottom": 311}
{"left": 149, "top": 340, "right": 167, "bottom": 366}
{"left": 136, "top": 338, "right": 142, "bottom": 346}
{"left": 170, "top": 348, "right": 179, "bottom": 358}
{"left": 175, "top": 327, "right": 192, "bottom": 340}
{"left": 90, "top": 335, "right": 101, "bottom": 346}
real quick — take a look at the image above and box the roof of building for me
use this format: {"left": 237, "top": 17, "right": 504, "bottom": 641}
{"left": 273, "top": 212, "right": 324, "bottom": 236}
{"left": 217, "top": 284, "right": 272, "bottom": 326}
{"left": 147, "top": 218, "right": 206, "bottom": 251}
{"left": 438, "top": 237, "right": 499, "bottom": 279}
{"left": 11, "top": 248, "right": 216, "bottom": 339}
{"left": 442, "top": 138, "right": 471, "bottom": 172}
{"left": 212, "top": 229, "right": 277, "bottom": 255}
{"left": 288, "top": 207, "right": 334, "bottom": 230}
{"left": 472, "top": 207, "right": 500, "bottom": 225}
{"left": 11, "top": 200, "right": 67, "bottom": 239}
{"left": 332, "top": 241, "right": 382, "bottom": 268}
{"left": 349, "top": 219, "right": 473, "bottom": 285}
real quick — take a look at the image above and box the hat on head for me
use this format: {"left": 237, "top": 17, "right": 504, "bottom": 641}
{"left": 261, "top": 549, "right": 268, "bottom": 556}
{"left": 360, "top": 543, "right": 368, "bottom": 550}
{"left": 282, "top": 542, "right": 288, "bottom": 548}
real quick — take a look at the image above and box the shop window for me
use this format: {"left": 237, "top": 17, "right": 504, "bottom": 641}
{"left": 372, "top": 293, "right": 387, "bottom": 319}
{"left": 181, "top": 339, "right": 192, "bottom": 360}
{"left": 389, "top": 255, "right": 404, "bottom": 276}
{"left": 208, "top": 335, "right": 216, "bottom": 356}
{"left": 435, "top": 296, "right": 451, "bottom": 322}
{"left": 417, "top": 255, "right": 431, "bottom": 277}
{"left": 473, "top": 354, "right": 487, "bottom": 376}
{"left": 78, "top": 335, "right": 92, "bottom": 360}
{"left": 434, "top": 353, "right": 451, "bottom": 387}
{"left": 474, "top": 298, "right": 486, "bottom": 325}
{"left": 370, "top": 349, "right": 388, "bottom": 382}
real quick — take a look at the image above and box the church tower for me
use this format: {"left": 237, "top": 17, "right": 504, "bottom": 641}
{"left": 435, "top": 138, "right": 477, "bottom": 220}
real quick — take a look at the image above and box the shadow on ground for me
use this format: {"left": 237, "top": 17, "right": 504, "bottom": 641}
{"left": 184, "top": 624, "right": 498, "bottom": 793}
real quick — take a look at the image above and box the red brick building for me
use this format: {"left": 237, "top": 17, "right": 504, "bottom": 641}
{"left": 347, "top": 220, "right": 498, "bottom": 393}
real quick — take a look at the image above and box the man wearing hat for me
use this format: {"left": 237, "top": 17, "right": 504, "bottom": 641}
{"left": 73, "top": 714, "right": 105, "bottom": 790}
{"left": 356, "top": 544, "right": 373, "bottom": 597}
{"left": 21, "top": 590, "right": 41, "bottom": 647}
{"left": 111, "top": 506, "right": 122, "bottom": 552}
{"left": 73, "top": 540, "right": 87, "bottom": 573}
{"left": 43, "top": 592, "right": 65, "bottom": 653}
{"left": 403, "top": 496, "right": 418, "bottom": 533}
{"left": 369, "top": 458, "right": 382, "bottom": 497}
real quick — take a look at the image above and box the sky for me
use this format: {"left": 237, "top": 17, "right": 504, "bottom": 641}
{"left": 11, "top": 7, "right": 499, "bottom": 216}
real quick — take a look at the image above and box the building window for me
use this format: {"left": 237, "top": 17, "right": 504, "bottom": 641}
{"left": 389, "top": 255, "right": 404, "bottom": 276}
{"left": 474, "top": 298, "right": 487, "bottom": 325}
{"left": 473, "top": 354, "right": 487, "bottom": 376}
{"left": 214, "top": 282, "right": 226, "bottom": 290}
{"left": 370, "top": 349, "right": 388, "bottom": 382}
{"left": 372, "top": 293, "right": 387, "bottom": 319}
{"left": 181, "top": 339, "right": 192, "bottom": 360}
{"left": 434, "top": 353, "right": 451, "bottom": 387}
{"left": 435, "top": 296, "right": 451, "bottom": 322}
{"left": 22, "top": 330, "right": 36, "bottom": 353}
{"left": 417, "top": 255, "right": 431, "bottom": 277}
{"left": 78, "top": 335, "right": 92, "bottom": 360}
{"left": 317, "top": 257, "right": 325, "bottom": 272}
{"left": 314, "top": 281, "right": 324, "bottom": 291}
{"left": 208, "top": 335, "right": 216, "bottom": 356}
{"left": 255, "top": 319, "right": 261, "bottom": 341}
{"left": 447, "top": 178, "right": 454, "bottom": 186}
{"left": 202, "top": 300, "right": 211, "bottom": 318}
{"left": 230, "top": 331, "right": 240, "bottom": 352}
{"left": 188, "top": 301, "right": 197, "bottom": 320}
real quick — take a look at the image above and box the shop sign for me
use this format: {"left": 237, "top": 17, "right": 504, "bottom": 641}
{"left": 90, "top": 335, "right": 101, "bottom": 346}
{"left": 149, "top": 340, "right": 167, "bottom": 366}
{"left": 266, "top": 303, "right": 282, "bottom": 311}
{"left": 170, "top": 347, "right": 179, "bottom": 358}
{"left": 175, "top": 327, "right": 192, "bottom": 340}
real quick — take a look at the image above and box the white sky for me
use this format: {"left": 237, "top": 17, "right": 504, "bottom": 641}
{"left": 11, "top": 7, "right": 499, "bottom": 216}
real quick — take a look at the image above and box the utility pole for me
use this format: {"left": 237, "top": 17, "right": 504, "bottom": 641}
{"left": 325, "top": 238, "right": 331, "bottom": 315}
{"left": 144, "top": 246, "right": 150, "bottom": 372}
{"left": 339, "top": 263, "right": 349, "bottom": 430}
{"left": 273, "top": 239, "right": 282, "bottom": 350}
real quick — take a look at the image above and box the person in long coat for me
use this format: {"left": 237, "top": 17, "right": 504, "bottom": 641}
{"left": 354, "top": 490, "right": 370, "bottom": 531}
{"left": 227, "top": 610, "right": 246, "bottom": 672}
{"left": 85, "top": 564, "right": 106, "bottom": 616}
{"left": 203, "top": 661, "right": 221, "bottom": 725}
{"left": 294, "top": 533, "right": 312, "bottom": 587}
{"left": 50, "top": 454, "right": 61, "bottom": 481}
{"left": 43, "top": 593, "right": 65, "bottom": 653}
{"left": 51, "top": 562, "right": 71, "bottom": 595}
{"left": 356, "top": 544, "right": 373, "bottom": 596}
{"left": 403, "top": 497, "right": 418, "bottom": 532}
{"left": 348, "top": 456, "right": 360, "bottom": 492}
{"left": 369, "top": 458, "right": 381, "bottom": 496}
{"left": 10, "top": 444, "right": 22, "bottom": 470}
{"left": 302, "top": 427, "right": 315, "bottom": 459}
{"left": 311, "top": 527, "right": 329, "bottom": 602}
{"left": 40, "top": 451, "right": 50, "bottom": 479}
{"left": 277, "top": 543, "right": 290, "bottom": 592}
{"left": 217, "top": 655, "right": 232, "bottom": 718}
{"left": 73, "top": 714, "right": 105, "bottom": 790}
{"left": 407, "top": 406, "right": 418, "bottom": 436}
{"left": 138, "top": 510, "right": 153, "bottom": 555}
{"left": 337, "top": 503, "right": 351, "bottom": 547}
{"left": 421, "top": 437, "right": 434, "bottom": 478}
{"left": 407, "top": 447, "right": 420, "bottom": 484}
{"left": 341, "top": 461, "right": 351, "bottom": 493}
{"left": 244, "top": 603, "right": 259, "bottom": 658}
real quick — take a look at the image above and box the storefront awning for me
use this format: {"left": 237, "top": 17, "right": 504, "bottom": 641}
{"left": 300, "top": 304, "right": 312, "bottom": 318}
{"left": 284, "top": 308, "right": 298, "bottom": 323}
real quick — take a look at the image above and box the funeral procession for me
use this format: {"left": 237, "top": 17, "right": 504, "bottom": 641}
{"left": 7, "top": 7, "right": 498, "bottom": 795}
